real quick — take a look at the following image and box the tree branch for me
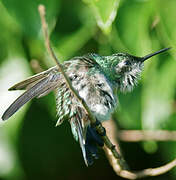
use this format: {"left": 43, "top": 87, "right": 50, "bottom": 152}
{"left": 38, "top": 5, "right": 96, "bottom": 125}
{"left": 103, "top": 119, "right": 176, "bottom": 179}
{"left": 118, "top": 130, "right": 176, "bottom": 142}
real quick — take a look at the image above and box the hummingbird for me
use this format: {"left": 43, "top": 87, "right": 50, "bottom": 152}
{"left": 1, "top": 47, "right": 170, "bottom": 166}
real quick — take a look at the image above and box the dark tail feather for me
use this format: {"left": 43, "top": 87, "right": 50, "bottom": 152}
{"left": 70, "top": 105, "right": 104, "bottom": 166}
{"left": 84, "top": 126, "right": 104, "bottom": 166}
{"left": 71, "top": 116, "right": 104, "bottom": 166}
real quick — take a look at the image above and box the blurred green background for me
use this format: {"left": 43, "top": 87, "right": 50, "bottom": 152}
{"left": 0, "top": 0, "right": 176, "bottom": 179}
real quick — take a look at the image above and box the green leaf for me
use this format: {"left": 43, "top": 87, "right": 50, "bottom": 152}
{"left": 83, "top": 0, "right": 120, "bottom": 34}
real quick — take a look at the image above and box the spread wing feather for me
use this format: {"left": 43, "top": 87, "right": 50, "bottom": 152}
{"left": 8, "top": 66, "right": 58, "bottom": 91}
{"left": 2, "top": 72, "right": 60, "bottom": 120}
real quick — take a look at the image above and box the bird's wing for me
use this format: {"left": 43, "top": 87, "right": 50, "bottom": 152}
{"left": 2, "top": 69, "right": 60, "bottom": 121}
{"left": 8, "top": 66, "right": 58, "bottom": 91}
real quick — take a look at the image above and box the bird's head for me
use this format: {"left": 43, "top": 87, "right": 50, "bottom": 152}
{"left": 108, "top": 47, "right": 171, "bottom": 92}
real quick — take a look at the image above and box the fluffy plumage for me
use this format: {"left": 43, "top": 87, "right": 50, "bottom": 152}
{"left": 2, "top": 48, "right": 170, "bottom": 165}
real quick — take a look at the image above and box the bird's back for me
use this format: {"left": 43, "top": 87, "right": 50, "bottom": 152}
{"left": 56, "top": 56, "right": 117, "bottom": 126}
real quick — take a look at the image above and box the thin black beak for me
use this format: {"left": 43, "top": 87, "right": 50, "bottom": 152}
{"left": 140, "top": 47, "right": 171, "bottom": 62}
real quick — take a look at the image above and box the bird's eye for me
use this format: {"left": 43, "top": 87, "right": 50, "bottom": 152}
{"left": 124, "top": 60, "right": 130, "bottom": 66}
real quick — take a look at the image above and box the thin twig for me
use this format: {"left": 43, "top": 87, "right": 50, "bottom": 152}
{"left": 38, "top": 4, "right": 127, "bottom": 170}
{"left": 105, "top": 147, "right": 176, "bottom": 179}
{"left": 118, "top": 130, "right": 176, "bottom": 142}
{"left": 38, "top": 5, "right": 96, "bottom": 124}
{"left": 103, "top": 119, "right": 129, "bottom": 170}
{"left": 103, "top": 119, "right": 176, "bottom": 179}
